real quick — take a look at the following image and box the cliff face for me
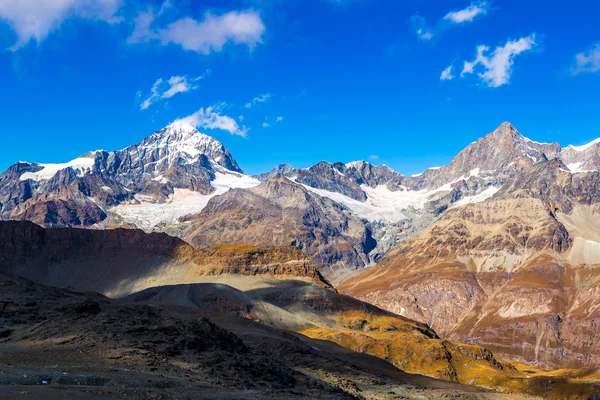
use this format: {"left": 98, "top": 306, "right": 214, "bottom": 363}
{"left": 340, "top": 160, "right": 600, "bottom": 369}
{"left": 0, "top": 221, "right": 329, "bottom": 297}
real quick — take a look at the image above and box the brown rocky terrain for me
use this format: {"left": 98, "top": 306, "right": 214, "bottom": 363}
{"left": 340, "top": 159, "right": 600, "bottom": 370}
{"left": 180, "top": 176, "right": 373, "bottom": 280}
{"left": 122, "top": 276, "right": 600, "bottom": 399}
{"left": 3, "top": 272, "right": 531, "bottom": 400}
{"left": 2, "top": 221, "right": 599, "bottom": 399}
{"left": 0, "top": 220, "right": 328, "bottom": 297}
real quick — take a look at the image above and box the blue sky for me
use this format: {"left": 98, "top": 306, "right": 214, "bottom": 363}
{"left": 1, "top": 0, "right": 599, "bottom": 176}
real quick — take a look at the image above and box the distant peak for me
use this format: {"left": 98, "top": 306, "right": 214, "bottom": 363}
{"left": 494, "top": 122, "right": 519, "bottom": 136}
{"left": 566, "top": 137, "right": 600, "bottom": 152}
{"left": 499, "top": 121, "right": 516, "bottom": 130}
{"left": 346, "top": 160, "right": 364, "bottom": 168}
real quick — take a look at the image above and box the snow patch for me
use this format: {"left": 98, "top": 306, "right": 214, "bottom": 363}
{"left": 523, "top": 136, "right": 551, "bottom": 146}
{"left": 345, "top": 161, "right": 362, "bottom": 168}
{"left": 300, "top": 172, "right": 498, "bottom": 223}
{"left": 152, "top": 175, "right": 169, "bottom": 184}
{"left": 300, "top": 181, "right": 458, "bottom": 223}
{"left": 567, "top": 162, "right": 585, "bottom": 173}
{"left": 566, "top": 138, "right": 600, "bottom": 152}
{"left": 19, "top": 157, "right": 96, "bottom": 181}
{"left": 411, "top": 166, "right": 442, "bottom": 177}
{"left": 111, "top": 171, "right": 260, "bottom": 229}
{"left": 451, "top": 186, "right": 499, "bottom": 208}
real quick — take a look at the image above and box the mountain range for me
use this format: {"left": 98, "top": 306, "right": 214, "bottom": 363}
{"left": 3, "top": 122, "right": 600, "bottom": 278}
{"left": 3, "top": 120, "right": 600, "bottom": 385}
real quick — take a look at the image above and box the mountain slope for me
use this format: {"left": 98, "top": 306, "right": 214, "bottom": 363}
{"left": 4, "top": 272, "right": 533, "bottom": 400}
{"left": 2, "top": 220, "right": 599, "bottom": 399}
{"left": 0, "top": 220, "right": 327, "bottom": 297}
{"left": 181, "top": 176, "right": 373, "bottom": 280}
{"left": 340, "top": 159, "right": 600, "bottom": 369}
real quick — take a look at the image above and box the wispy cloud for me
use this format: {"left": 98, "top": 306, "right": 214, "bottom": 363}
{"left": 368, "top": 155, "right": 379, "bottom": 161}
{"left": 460, "top": 34, "right": 537, "bottom": 87}
{"left": 412, "top": 2, "right": 489, "bottom": 41}
{"left": 443, "top": 2, "right": 488, "bottom": 24}
{"left": 440, "top": 65, "right": 454, "bottom": 80}
{"left": 262, "top": 116, "right": 284, "bottom": 128}
{"left": 127, "top": 8, "right": 265, "bottom": 55}
{"left": 0, "top": 0, "right": 122, "bottom": 50}
{"left": 411, "top": 16, "right": 434, "bottom": 41}
{"left": 571, "top": 44, "right": 600, "bottom": 75}
{"left": 140, "top": 71, "right": 210, "bottom": 110}
{"left": 177, "top": 104, "right": 248, "bottom": 137}
{"left": 245, "top": 93, "right": 272, "bottom": 108}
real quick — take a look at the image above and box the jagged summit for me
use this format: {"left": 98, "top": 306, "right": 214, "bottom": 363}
{"left": 495, "top": 121, "right": 518, "bottom": 134}
{"left": 254, "top": 163, "right": 294, "bottom": 181}
{"left": 138, "top": 123, "right": 243, "bottom": 173}
{"left": 0, "top": 123, "right": 249, "bottom": 227}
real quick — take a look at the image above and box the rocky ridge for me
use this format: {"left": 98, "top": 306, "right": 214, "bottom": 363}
{"left": 3, "top": 122, "right": 600, "bottom": 282}
{"left": 340, "top": 158, "right": 600, "bottom": 369}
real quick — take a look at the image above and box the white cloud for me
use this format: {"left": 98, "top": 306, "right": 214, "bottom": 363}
{"left": 460, "top": 34, "right": 536, "bottom": 87}
{"left": 418, "top": 30, "right": 433, "bottom": 40}
{"left": 571, "top": 44, "right": 600, "bottom": 75}
{"left": 127, "top": 8, "right": 156, "bottom": 44}
{"left": 368, "top": 155, "right": 379, "bottom": 161}
{"left": 411, "top": 16, "right": 434, "bottom": 41}
{"left": 443, "top": 2, "right": 488, "bottom": 24}
{"left": 128, "top": 9, "right": 265, "bottom": 55}
{"left": 0, "top": 0, "right": 122, "bottom": 50}
{"left": 177, "top": 104, "right": 248, "bottom": 137}
{"left": 440, "top": 65, "right": 454, "bottom": 80}
{"left": 245, "top": 93, "right": 272, "bottom": 108}
{"left": 140, "top": 71, "right": 209, "bottom": 110}
{"left": 262, "top": 116, "right": 283, "bottom": 128}
{"left": 412, "top": 2, "right": 489, "bottom": 41}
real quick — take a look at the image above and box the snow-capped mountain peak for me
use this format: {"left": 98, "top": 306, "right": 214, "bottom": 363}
{"left": 133, "top": 123, "right": 243, "bottom": 174}
{"left": 146, "top": 124, "right": 224, "bottom": 161}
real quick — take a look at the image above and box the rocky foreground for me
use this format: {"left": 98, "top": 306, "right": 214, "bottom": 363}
{"left": 2, "top": 221, "right": 600, "bottom": 399}
{"left": 0, "top": 272, "right": 539, "bottom": 400}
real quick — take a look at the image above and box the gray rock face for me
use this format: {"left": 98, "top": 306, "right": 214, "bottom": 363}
{"left": 254, "top": 163, "right": 294, "bottom": 181}
{"left": 342, "top": 161, "right": 406, "bottom": 189}
{"left": 295, "top": 161, "right": 367, "bottom": 201}
{"left": 0, "top": 122, "right": 243, "bottom": 227}
{"left": 560, "top": 140, "right": 600, "bottom": 172}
